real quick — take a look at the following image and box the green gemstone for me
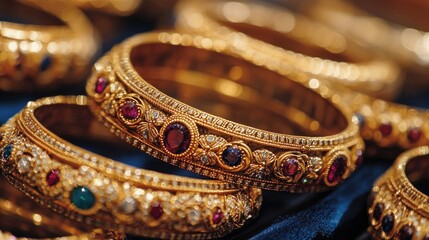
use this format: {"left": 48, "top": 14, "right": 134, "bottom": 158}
{"left": 71, "top": 186, "right": 95, "bottom": 210}
{"left": 3, "top": 144, "right": 13, "bottom": 160}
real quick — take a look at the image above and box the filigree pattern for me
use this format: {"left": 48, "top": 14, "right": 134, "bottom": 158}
{"left": 194, "top": 135, "right": 227, "bottom": 166}
{"left": 245, "top": 149, "right": 276, "bottom": 179}
{"left": 115, "top": 93, "right": 147, "bottom": 127}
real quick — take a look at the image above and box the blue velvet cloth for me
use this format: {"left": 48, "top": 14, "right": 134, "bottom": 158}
{"left": 1, "top": 13, "right": 428, "bottom": 240}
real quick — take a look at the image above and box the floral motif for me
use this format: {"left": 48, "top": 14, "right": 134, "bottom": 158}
{"left": 273, "top": 151, "right": 307, "bottom": 182}
{"left": 244, "top": 149, "right": 276, "bottom": 179}
{"left": 135, "top": 108, "right": 167, "bottom": 143}
{"left": 115, "top": 94, "right": 146, "bottom": 127}
{"left": 194, "top": 135, "right": 227, "bottom": 166}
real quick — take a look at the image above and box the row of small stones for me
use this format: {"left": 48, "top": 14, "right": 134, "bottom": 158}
{"left": 1, "top": 140, "right": 233, "bottom": 230}
{"left": 19, "top": 116, "right": 234, "bottom": 190}
{"left": 3, "top": 175, "right": 225, "bottom": 240}
{"left": 106, "top": 114, "right": 329, "bottom": 192}
{"left": 111, "top": 61, "right": 354, "bottom": 147}
{"left": 370, "top": 188, "right": 429, "bottom": 240}
{"left": 95, "top": 80, "right": 331, "bottom": 182}
{"left": 2, "top": 46, "right": 54, "bottom": 73}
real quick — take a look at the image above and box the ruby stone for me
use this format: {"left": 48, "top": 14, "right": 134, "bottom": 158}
{"left": 46, "top": 169, "right": 60, "bottom": 186}
{"left": 120, "top": 101, "right": 139, "bottom": 120}
{"left": 222, "top": 146, "right": 242, "bottom": 167}
{"left": 282, "top": 157, "right": 299, "bottom": 176}
{"left": 163, "top": 122, "right": 191, "bottom": 154}
{"left": 150, "top": 202, "right": 163, "bottom": 219}
{"left": 327, "top": 155, "right": 347, "bottom": 184}
{"left": 407, "top": 128, "right": 422, "bottom": 143}
{"left": 95, "top": 76, "right": 108, "bottom": 94}
{"left": 379, "top": 123, "right": 392, "bottom": 137}
{"left": 212, "top": 208, "right": 223, "bottom": 224}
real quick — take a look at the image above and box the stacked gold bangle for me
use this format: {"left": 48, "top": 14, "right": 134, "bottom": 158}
{"left": 368, "top": 146, "right": 429, "bottom": 239}
{"left": 0, "top": 0, "right": 98, "bottom": 91}
{"left": 85, "top": 31, "right": 363, "bottom": 192}
{"left": 0, "top": 95, "right": 261, "bottom": 239}
{"left": 174, "top": 0, "right": 429, "bottom": 153}
{"left": 175, "top": 0, "right": 402, "bottom": 100}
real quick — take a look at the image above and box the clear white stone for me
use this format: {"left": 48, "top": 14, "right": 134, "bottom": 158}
{"left": 17, "top": 156, "right": 31, "bottom": 173}
{"left": 200, "top": 154, "right": 210, "bottom": 165}
{"left": 119, "top": 196, "right": 138, "bottom": 214}
{"left": 206, "top": 135, "right": 215, "bottom": 143}
{"left": 187, "top": 209, "right": 201, "bottom": 225}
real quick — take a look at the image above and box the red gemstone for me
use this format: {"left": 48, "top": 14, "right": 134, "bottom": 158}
{"left": 282, "top": 157, "right": 299, "bottom": 176}
{"left": 46, "top": 169, "right": 60, "bottom": 186}
{"left": 379, "top": 123, "right": 392, "bottom": 137}
{"left": 407, "top": 128, "right": 422, "bottom": 143}
{"left": 150, "top": 202, "right": 163, "bottom": 219}
{"left": 120, "top": 101, "right": 139, "bottom": 120}
{"left": 163, "top": 123, "right": 191, "bottom": 154}
{"left": 212, "top": 208, "right": 223, "bottom": 224}
{"left": 327, "top": 155, "right": 347, "bottom": 184}
{"left": 95, "top": 76, "right": 108, "bottom": 94}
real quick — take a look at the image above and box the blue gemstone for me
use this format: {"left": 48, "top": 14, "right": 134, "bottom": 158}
{"left": 222, "top": 146, "right": 242, "bottom": 167}
{"left": 40, "top": 55, "right": 52, "bottom": 72}
{"left": 3, "top": 144, "right": 13, "bottom": 160}
{"left": 381, "top": 213, "right": 394, "bottom": 233}
{"left": 71, "top": 186, "right": 95, "bottom": 210}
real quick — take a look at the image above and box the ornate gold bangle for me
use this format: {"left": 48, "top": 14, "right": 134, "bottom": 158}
{"left": 368, "top": 146, "right": 429, "bottom": 239}
{"left": 85, "top": 31, "right": 363, "bottom": 192}
{"left": 301, "top": 0, "right": 429, "bottom": 73}
{"left": 175, "top": 0, "right": 402, "bottom": 99}
{"left": 339, "top": 88, "right": 429, "bottom": 150}
{"left": 0, "top": 176, "right": 123, "bottom": 240}
{"left": 0, "top": 0, "right": 98, "bottom": 91}
{"left": 0, "top": 95, "right": 261, "bottom": 239}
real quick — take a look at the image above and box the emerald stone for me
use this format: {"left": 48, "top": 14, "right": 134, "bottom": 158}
{"left": 71, "top": 186, "right": 95, "bottom": 210}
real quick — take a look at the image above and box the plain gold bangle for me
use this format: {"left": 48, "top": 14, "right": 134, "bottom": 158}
{"left": 68, "top": 0, "right": 141, "bottom": 16}
{"left": 86, "top": 31, "right": 364, "bottom": 191}
{"left": 175, "top": 0, "right": 402, "bottom": 100}
{"left": 368, "top": 146, "right": 429, "bottom": 239}
{"left": 0, "top": 0, "right": 98, "bottom": 91}
{"left": 0, "top": 95, "right": 261, "bottom": 239}
{"left": 300, "top": 0, "right": 429, "bottom": 74}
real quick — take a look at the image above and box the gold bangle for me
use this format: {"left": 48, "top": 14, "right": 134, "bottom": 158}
{"left": 0, "top": 176, "right": 123, "bottom": 240}
{"left": 339, "top": 87, "right": 429, "bottom": 150}
{"left": 0, "top": 0, "right": 98, "bottom": 91}
{"left": 175, "top": 0, "right": 402, "bottom": 99}
{"left": 85, "top": 31, "right": 363, "bottom": 192}
{"left": 368, "top": 146, "right": 429, "bottom": 239}
{"left": 0, "top": 95, "right": 261, "bottom": 239}
{"left": 68, "top": 0, "right": 141, "bottom": 16}
{"left": 301, "top": 0, "right": 429, "bottom": 73}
